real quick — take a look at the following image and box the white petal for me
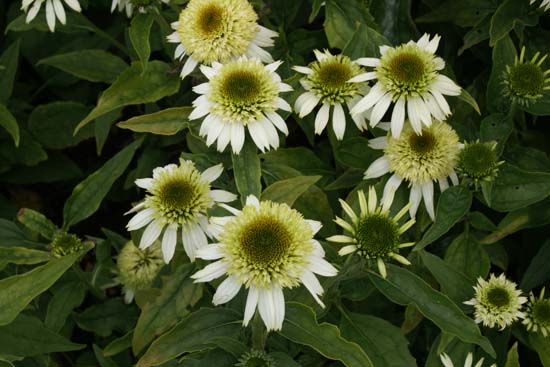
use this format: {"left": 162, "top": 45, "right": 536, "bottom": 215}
{"left": 364, "top": 156, "right": 390, "bottom": 179}
{"left": 193, "top": 82, "right": 210, "bottom": 95}
{"left": 292, "top": 65, "right": 313, "bottom": 75}
{"left": 245, "top": 195, "right": 261, "bottom": 208}
{"left": 301, "top": 270, "right": 325, "bottom": 307}
{"left": 348, "top": 72, "right": 378, "bottom": 83}
{"left": 390, "top": 97, "right": 406, "bottom": 138}
{"left": 306, "top": 219, "right": 322, "bottom": 235}
{"left": 314, "top": 103, "right": 330, "bottom": 135}
{"left": 338, "top": 244, "right": 357, "bottom": 256}
{"left": 180, "top": 57, "right": 199, "bottom": 79}
{"left": 26, "top": 1, "right": 43, "bottom": 23}
{"left": 213, "top": 276, "right": 242, "bottom": 305}
{"left": 422, "top": 181, "right": 435, "bottom": 220}
{"left": 139, "top": 219, "right": 164, "bottom": 250}
{"left": 231, "top": 122, "right": 246, "bottom": 154}
{"left": 368, "top": 136, "right": 387, "bottom": 150}
{"left": 201, "top": 163, "right": 224, "bottom": 183}
{"left": 210, "top": 190, "right": 237, "bottom": 203}
{"left": 409, "top": 184, "right": 422, "bottom": 218}
{"left": 161, "top": 224, "right": 178, "bottom": 263}
{"left": 369, "top": 93, "right": 392, "bottom": 127}
{"left": 332, "top": 103, "right": 346, "bottom": 140}
{"left": 63, "top": 0, "right": 80, "bottom": 11}
{"left": 356, "top": 57, "right": 381, "bottom": 67}
{"left": 199, "top": 65, "right": 216, "bottom": 80}
{"left": 243, "top": 286, "right": 259, "bottom": 326}
{"left": 195, "top": 243, "right": 224, "bottom": 260}
{"left": 45, "top": 0, "right": 56, "bottom": 32}
{"left": 295, "top": 92, "right": 321, "bottom": 118}
{"left": 265, "top": 111, "right": 288, "bottom": 135}
{"left": 135, "top": 178, "right": 153, "bottom": 189}
{"left": 351, "top": 82, "right": 385, "bottom": 115}
{"left": 126, "top": 207, "right": 155, "bottom": 230}
{"left": 216, "top": 123, "right": 232, "bottom": 152}
{"left": 52, "top": 0, "right": 66, "bottom": 25}
{"left": 191, "top": 260, "right": 228, "bottom": 282}
{"left": 382, "top": 173, "right": 403, "bottom": 204}
{"left": 247, "top": 121, "right": 268, "bottom": 152}
{"left": 308, "top": 256, "right": 338, "bottom": 277}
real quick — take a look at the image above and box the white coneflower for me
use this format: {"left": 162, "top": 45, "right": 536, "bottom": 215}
{"left": 110, "top": 0, "right": 169, "bottom": 17}
{"left": 192, "top": 195, "right": 338, "bottom": 331}
{"left": 327, "top": 187, "right": 415, "bottom": 278}
{"left": 350, "top": 33, "right": 461, "bottom": 138}
{"left": 523, "top": 288, "right": 550, "bottom": 337}
{"left": 365, "top": 120, "right": 461, "bottom": 220}
{"left": 21, "top": 0, "right": 82, "bottom": 32}
{"left": 166, "top": 0, "right": 278, "bottom": 79}
{"left": 292, "top": 50, "right": 369, "bottom": 140}
{"left": 531, "top": 0, "right": 550, "bottom": 11}
{"left": 116, "top": 240, "right": 164, "bottom": 303}
{"left": 189, "top": 57, "right": 292, "bottom": 154}
{"left": 126, "top": 159, "right": 237, "bottom": 263}
{"left": 464, "top": 273, "right": 527, "bottom": 330}
{"left": 439, "top": 352, "right": 496, "bottom": 367}
{"left": 457, "top": 140, "right": 504, "bottom": 187}
{"left": 502, "top": 46, "right": 550, "bottom": 106}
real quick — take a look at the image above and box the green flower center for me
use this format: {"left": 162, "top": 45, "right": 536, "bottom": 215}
{"left": 236, "top": 351, "right": 274, "bottom": 367}
{"left": 508, "top": 63, "right": 545, "bottom": 97}
{"left": 220, "top": 70, "right": 262, "bottom": 104}
{"left": 458, "top": 143, "right": 498, "bottom": 179}
{"left": 532, "top": 299, "right": 550, "bottom": 326}
{"left": 487, "top": 287, "right": 511, "bottom": 308}
{"left": 388, "top": 52, "right": 426, "bottom": 85}
{"left": 50, "top": 231, "right": 83, "bottom": 258}
{"left": 197, "top": 3, "right": 224, "bottom": 35}
{"left": 243, "top": 357, "right": 269, "bottom": 367}
{"left": 318, "top": 62, "right": 352, "bottom": 89}
{"left": 409, "top": 131, "right": 436, "bottom": 155}
{"left": 158, "top": 179, "right": 197, "bottom": 211}
{"left": 239, "top": 217, "right": 292, "bottom": 267}
{"left": 354, "top": 214, "right": 400, "bottom": 258}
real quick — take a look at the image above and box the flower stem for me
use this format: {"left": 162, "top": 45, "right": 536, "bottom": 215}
{"left": 251, "top": 312, "right": 267, "bottom": 350}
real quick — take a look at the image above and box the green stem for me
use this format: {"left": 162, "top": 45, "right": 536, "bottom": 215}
{"left": 72, "top": 264, "right": 106, "bottom": 300}
{"left": 152, "top": 8, "right": 172, "bottom": 35}
{"left": 251, "top": 312, "right": 267, "bottom": 351}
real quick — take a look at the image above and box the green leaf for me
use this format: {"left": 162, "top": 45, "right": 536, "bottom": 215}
{"left": 232, "top": 139, "right": 262, "bottom": 203}
{"left": 0, "top": 247, "right": 51, "bottom": 265}
{"left": 520, "top": 240, "right": 550, "bottom": 291}
{"left": 522, "top": 92, "right": 550, "bottom": 116}
{"left": 530, "top": 331, "right": 550, "bottom": 367}
{"left": 368, "top": 265, "right": 495, "bottom": 357}
{"left": 0, "top": 40, "right": 20, "bottom": 104}
{"left": 489, "top": 0, "right": 528, "bottom": 46}
{"left": 104, "top": 331, "right": 133, "bottom": 357}
{"left": 279, "top": 302, "right": 374, "bottom": 367}
{"left": 505, "top": 342, "right": 520, "bottom": 367}
{"left": 137, "top": 308, "right": 242, "bottom": 367}
{"left": 262, "top": 147, "right": 332, "bottom": 176}
{"left": 0, "top": 244, "right": 92, "bottom": 326}
{"left": 340, "top": 309, "right": 416, "bottom": 367}
{"left": 324, "top": 0, "right": 376, "bottom": 50}
{"left": 445, "top": 230, "right": 490, "bottom": 281}
{"left": 486, "top": 37, "right": 516, "bottom": 113}
{"left": 62, "top": 139, "right": 141, "bottom": 229}
{"left": 0, "top": 315, "right": 84, "bottom": 356}
{"left": 489, "top": 164, "right": 550, "bottom": 212}
{"left": 261, "top": 175, "right": 321, "bottom": 206}
{"left": 342, "top": 24, "right": 389, "bottom": 59}
{"left": 419, "top": 250, "right": 472, "bottom": 308}
{"left": 37, "top": 49, "right": 128, "bottom": 83}
{"left": 133, "top": 264, "right": 203, "bottom": 354}
{"left": 334, "top": 137, "right": 380, "bottom": 170}
{"left": 414, "top": 186, "right": 472, "bottom": 251}
{"left": 479, "top": 113, "right": 513, "bottom": 156}
{"left": 45, "top": 279, "right": 87, "bottom": 332}
{"left": 0, "top": 218, "right": 42, "bottom": 248}
{"left": 130, "top": 14, "right": 154, "bottom": 71}
{"left": 0, "top": 105, "right": 19, "bottom": 147}
{"left": 456, "top": 89, "right": 480, "bottom": 115}
{"left": 117, "top": 107, "right": 191, "bottom": 135}
{"left": 28, "top": 102, "right": 94, "bottom": 149}
{"left": 93, "top": 344, "right": 119, "bottom": 367}
{"left": 415, "top": 0, "right": 495, "bottom": 27}
{"left": 16, "top": 208, "right": 58, "bottom": 240}
{"left": 74, "top": 298, "right": 137, "bottom": 337}
{"left": 75, "top": 61, "right": 180, "bottom": 133}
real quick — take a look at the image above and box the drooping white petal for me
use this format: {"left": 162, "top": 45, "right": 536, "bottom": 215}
{"left": 245, "top": 195, "right": 261, "bottom": 208}
{"left": 265, "top": 111, "right": 288, "bottom": 135}
{"left": 195, "top": 243, "right": 224, "bottom": 260}
{"left": 161, "top": 224, "right": 178, "bottom": 263}
{"left": 140, "top": 219, "right": 164, "bottom": 250}
{"left": 364, "top": 156, "right": 390, "bottom": 179}
{"left": 295, "top": 92, "right": 321, "bottom": 118}
{"left": 314, "top": 103, "right": 330, "bottom": 135}
{"left": 135, "top": 178, "right": 153, "bottom": 190}
{"left": 126, "top": 208, "right": 155, "bottom": 230}
{"left": 243, "top": 286, "right": 259, "bottom": 326}
{"left": 409, "top": 184, "right": 422, "bottom": 218}
{"left": 390, "top": 97, "right": 406, "bottom": 138}
{"left": 369, "top": 93, "right": 392, "bottom": 127}
{"left": 180, "top": 57, "right": 199, "bottom": 79}
{"left": 210, "top": 190, "right": 238, "bottom": 203}
{"left": 422, "top": 181, "right": 435, "bottom": 220}
{"left": 306, "top": 219, "right": 322, "bottom": 235}
{"left": 308, "top": 256, "right": 338, "bottom": 277}
{"left": 192, "top": 260, "right": 228, "bottom": 282}
{"left": 332, "top": 103, "right": 346, "bottom": 140}
{"left": 368, "top": 136, "right": 387, "bottom": 150}
{"left": 213, "top": 276, "right": 242, "bottom": 305}
{"left": 201, "top": 163, "right": 224, "bottom": 183}
{"left": 351, "top": 82, "right": 385, "bottom": 115}
{"left": 356, "top": 57, "right": 381, "bottom": 67}
{"left": 301, "top": 270, "right": 325, "bottom": 307}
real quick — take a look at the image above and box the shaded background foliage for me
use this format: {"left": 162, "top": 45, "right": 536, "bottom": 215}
{"left": 0, "top": 0, "right": 549, "bottom": 366}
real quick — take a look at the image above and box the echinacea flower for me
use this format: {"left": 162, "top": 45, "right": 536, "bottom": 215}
{"left": 502, "top": 46, "right": 550, "bottom": 106}
{"left": 116, "top": 240, "right": 164, "bottom": 303}
{"left": 464, "top": 273, "right": 527, "bottom": 330}
{"left": 457, "top": 140, "right": 503, "bottom": 187}
{"left": 21, "top": 0, "right": 82, "bottom": 32}
{"left": 293, "top": 50, "right": 369, "bottom": 139}
{"left": 327, "top": 187, "right": 415, "bottom": 278}
{"left": 110, "top": 0, "right": 169, "bottom": 17}
{"left": 523, "top": 288, "right": 550, "bottom": 337}
{"left": 439, "top": 352, "right": 496, "bottom": 367}
{"left": 365, "top": 120, "right": 461, "bottom": 220}
{"left": 189, "top": 57, "right": 292, "bottom": 154}
{"left": 192, "top": 195, "right": 338, "bottom": 331}
{"left": 350, "top": 34, "right": 461, "bottom": 138}
{"left": 167, "top": 0, "right": 278, "bottom": 79}
{"left": 126, "top": 159, "right": 237, "bottom": 263}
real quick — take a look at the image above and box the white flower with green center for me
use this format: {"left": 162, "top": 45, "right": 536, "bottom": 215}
{"left": 126, "top": 159, "right": 237, "bottom": 263}
{"left": 192, "top": 195, "right": 338, "bottom": 331}
{"left": 365, "top": 120, "right": 461, "bottom": 220}
{"left": 531, "top": 0, "right": 550, "bottom": 11}
{"left": 116, "top": 240, "right": 164, "bottom": 303}
{"left": 327, "top": 187, "right": 415, "bottom": 278}
{"left": 21, "top": 0, "right": 81, "bottom": 32}
{"left": 110, "top": 0, "right": 169, "bottom": 17}
{"left": 350, "top": 33, "right": 461, "bottom": 138}
{"left": 457, "top": 140, "right": 504, "bottom": 187}
{"left": 522, "top": 288, "right": 550, "bottom": 337}
{"left": 439, "top": 352, "right": 496, "bottom": 367}
{"left": 502, "top": 47, "right": 550, "bottom": 106}
{"left": 167, "top": 0, "right": 278, "bottom": 79}
{"left": 189, "top": 57, "right": 292, "bottom": 154}
{"left": 464, "top": 273, "right": 527, "bottom": 330}
{"left": 292, "top": 50, "right": 370, "bottom": 140}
